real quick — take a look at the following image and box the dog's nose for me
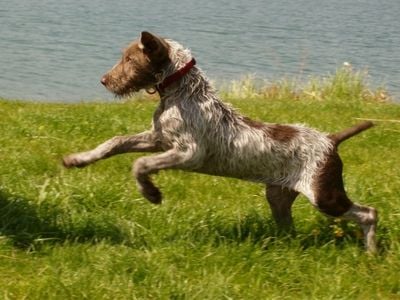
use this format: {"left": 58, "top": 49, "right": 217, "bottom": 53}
{"left": 100, "top": 76, "right": 107, "bottom": 86}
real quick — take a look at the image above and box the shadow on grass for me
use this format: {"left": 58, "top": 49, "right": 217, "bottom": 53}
{"left": 0, "top": 190, "right": 390, "bottom": 254}
{"left": 172, "top": 209, "right": 390, "bottom": 253}
{"left": 163, "top": 209, "right": 294, "bottom": 248}
{"left": 0, "top": 190, "right": 126, "bottom": 249}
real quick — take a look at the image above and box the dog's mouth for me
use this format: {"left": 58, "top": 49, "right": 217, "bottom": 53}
{"left": 101, "top": 77, "right": 142, "bottom": 98}
{"left": 101, "top": 72, "right": 158, "bottom": 98}
{"left": 111, "top": 86, "right": 140, "bottom": 98}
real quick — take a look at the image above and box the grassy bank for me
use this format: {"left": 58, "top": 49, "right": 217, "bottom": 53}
{"left": 1, "top": 70, "right": 400, "bottom": 299}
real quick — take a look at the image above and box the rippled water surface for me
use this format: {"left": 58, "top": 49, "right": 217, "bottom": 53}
{"left": 1, "top": 0, "right": 399, "bottom": 101}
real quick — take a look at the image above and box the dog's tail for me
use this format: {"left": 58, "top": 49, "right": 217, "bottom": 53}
{"left": 328, "top": 121, "right": 374, "bottom": 146}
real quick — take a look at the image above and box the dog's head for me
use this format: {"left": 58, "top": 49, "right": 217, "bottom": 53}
{"left": 101, "top": 32, "right": 171, "bottom": 96}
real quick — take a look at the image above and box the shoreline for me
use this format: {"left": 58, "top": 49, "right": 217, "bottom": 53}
{"left": 0, "top": 68, "right": 398, "bottom": 104}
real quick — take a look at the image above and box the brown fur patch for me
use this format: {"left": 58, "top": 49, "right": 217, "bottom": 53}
{"left": 268, "top": 125, "right": 299, "bottom": 143}
{"left": 242, "top": 117, "right": 298, "bottom": 143}
{"left": 314, "top": 151, "right": 353, "bottom": 217}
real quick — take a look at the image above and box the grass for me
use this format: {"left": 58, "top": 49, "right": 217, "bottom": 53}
{"left": 0, "top": 69, "right": 400, "bottom": 299}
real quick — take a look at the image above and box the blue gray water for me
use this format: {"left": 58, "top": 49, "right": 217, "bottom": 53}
{"left": 1, "top": 0, "right": 399, "bottom": 102}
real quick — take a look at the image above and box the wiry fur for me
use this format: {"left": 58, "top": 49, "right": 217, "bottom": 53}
{"left": 64, "top": 32, "right": 378, "bottom": 253}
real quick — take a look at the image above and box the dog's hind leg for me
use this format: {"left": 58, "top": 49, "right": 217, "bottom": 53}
{"left": 342, "top": 203, "right": 378, "bottom": 253}
{"left": 313, "top": 151, "right": 378, "bottom": 253}
{"left": 315, "top": 190, "right": 378, "bottom": 253}
{"left": 266, "top": 185, "right": 299, "bottom": 231}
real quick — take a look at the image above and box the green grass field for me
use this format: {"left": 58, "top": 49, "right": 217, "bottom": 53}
{"left": 1, "top": 70, "right": 399, "bottom": 299}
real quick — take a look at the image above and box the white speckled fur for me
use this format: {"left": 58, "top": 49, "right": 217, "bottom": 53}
{"left": 149, "top": 39, "right": 333, "bottom": 205}
{"left": 63, "top": 32, "right": 377, "bottom": 253}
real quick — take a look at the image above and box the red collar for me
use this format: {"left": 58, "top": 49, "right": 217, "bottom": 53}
{"left": 157, "top": 58, "right": 196, "bottom": 92}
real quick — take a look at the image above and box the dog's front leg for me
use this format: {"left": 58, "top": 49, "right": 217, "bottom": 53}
{"left": 133, "top": 148, "right": 195, "bottom": 204}
{"left": 63, "top": 131, "right": 161, "bottom": 168}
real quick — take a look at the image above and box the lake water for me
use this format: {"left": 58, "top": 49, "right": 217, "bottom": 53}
{"left": 1, "top": 0, "right": 399, "bottom": 102}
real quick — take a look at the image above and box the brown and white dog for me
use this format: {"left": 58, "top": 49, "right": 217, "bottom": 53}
{"left": 63, "top": 32, "right": 377, "bottom": 252}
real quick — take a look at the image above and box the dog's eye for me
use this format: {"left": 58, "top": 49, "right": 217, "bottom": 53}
{"left": 125, "top": 56, "right": 139, "bottom": 65}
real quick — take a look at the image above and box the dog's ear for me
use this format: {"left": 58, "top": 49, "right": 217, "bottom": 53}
{"left": 139, "top": 32, "right": 169, "bottom": 64}
{"left": 140, "top": 31, "right": 164, "bottom": 54}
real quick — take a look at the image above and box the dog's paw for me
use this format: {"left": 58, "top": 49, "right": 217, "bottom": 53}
{"left": 62, "top": 155, "right": 88, "bottom": 169}
{"left": 137, "top": 181, "right": 162, "bottom": 204}
{"left": 143, "top": 187, "right": 162, "bottom": 204}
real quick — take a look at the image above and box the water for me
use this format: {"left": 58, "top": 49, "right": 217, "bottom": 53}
{"left": 1, "top": 0, "right": 399, "bottom": 102}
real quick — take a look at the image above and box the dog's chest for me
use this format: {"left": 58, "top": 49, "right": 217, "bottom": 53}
{"left": 153, "top": 102, "right": 209, "bottom": 144}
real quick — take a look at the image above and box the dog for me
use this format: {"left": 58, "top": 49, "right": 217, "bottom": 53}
{"left": 63, "top": 31, "right": 377, "bottom": 252}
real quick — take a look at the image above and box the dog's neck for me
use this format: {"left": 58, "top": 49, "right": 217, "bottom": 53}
{"left": 155, "top": 58, "right": 197, "bottom": 95}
